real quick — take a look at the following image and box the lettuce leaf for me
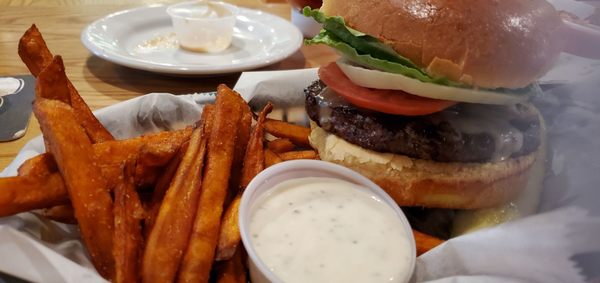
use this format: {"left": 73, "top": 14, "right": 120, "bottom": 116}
{"left": 302, "top": 7, "right": 541, "bottom": 96}
{"left": 302, "top": 7, "right": 420, "bottom": 69}
{"left": 306, "top": 30, "right": 460, "bottom": 86}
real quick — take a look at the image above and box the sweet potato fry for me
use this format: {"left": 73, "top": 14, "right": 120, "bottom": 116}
{"left": 0, "top": 175, "right": 68, "bottom": 217}
{"left": 413, "top": 229, "right": 445, "bottom": 256}
{"left": 2, "top": 128, "right": 191, "bottom": 219}
{"left": 113, "top": 160, "right": 144, "bottom": 283}
{"left": 177, "top": 85, "right": 243, "bottom": 283}
{"left": 264, "top": 149, "right": 283, "bottom": 168}
{"left": 141, "top": 117, "right": 210, "bottom": 283}
{"left": 40, "top": 204, "right": 77, "bottom": 224}
{"left": 19, "top": 24, "right": 113, "bottom": 143}
{"left": 40, "top": 127, "right": 190, "bottom": 179}
{"left": 278, "top": 150, "right": 318, "bottom": 161}
{"left": 35, "top": 56, "right": 70, "bottom": 104}
{"left": 229, "top": 100, "right": 252, "bottom": 196}
{"left": 35, "top": 54, "right": 75, "bottom": 149}
{"left": 143, "top": 143, "right": 186, "bottom": 238}
{"left": 33, "top": 99, "right": 115, "bottom": 279}
{"left": 68, "top": 81, "right": 114, "bottom": 143}
{"left": 20, "top": 128, "right": 190, "bottom": 179}
{"left": 215, "top": 103, "right": 272, "bottom": 261}
{"left": 267, "top": 138, "right": 295, "bottom": 153}
{"left": 135, "top": 127, "right": 193, "bottom": 167}
{"left": 215, "top": 196, "right": 241, "bottom": 261}
{"left": 239, "top": 103, "right": 272, "bottom": 189}
{"left": 96, "top": 127, "right": 192, "bottom": 187}
{"left": 132, "top": 129, "right": 190, "bottom": 188}
{"left": 131, "top": 166, "right": 161, "bottom": 190}
{"left": 93, "top": 127, "right": 192, "bottom": 167}
{"left": 214, "top": 246, "right": 247, "bottom": 283}
{"left": 264, "top": 119, "right": 311, "bottom": 147}
{"left": 140, "top": 124, "right": 196, "bottom": 236}
{"left": 18, "top": 24, "right": 53, "bottom": 77}
{"left": 17, "top": 153, "right": 57, "bottom": 177}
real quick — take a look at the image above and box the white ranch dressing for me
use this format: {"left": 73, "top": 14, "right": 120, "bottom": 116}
{"left": 249, "top": 177, "right": 412, "bottom": 283}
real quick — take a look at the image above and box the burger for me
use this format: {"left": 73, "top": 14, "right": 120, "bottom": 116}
{"left": 302, "top": 0, "right": 564, "bottom": 237}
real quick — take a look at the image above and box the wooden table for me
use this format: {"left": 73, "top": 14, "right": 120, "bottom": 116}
{"left": 0, "top": 0, "right": 337, "bottom": 170}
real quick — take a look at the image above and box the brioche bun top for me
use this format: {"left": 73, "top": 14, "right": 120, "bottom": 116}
{"left": 321, "top": 0, "right": 565, "bottom": 89}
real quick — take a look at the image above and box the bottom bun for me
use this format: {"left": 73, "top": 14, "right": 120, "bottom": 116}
{"left": 309, "top": 123, "right": 537, "bottom": 209}
{"left": 451, "top": 111, "right": 547, "bottom": 235}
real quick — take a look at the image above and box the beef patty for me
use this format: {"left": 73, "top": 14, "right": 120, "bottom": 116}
{"left": 305, "top": 80, "right": 541, "bottom": 163}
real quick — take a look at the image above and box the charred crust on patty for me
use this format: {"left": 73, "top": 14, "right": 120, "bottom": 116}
{"left": 305, "top": 80, "right": 541, "bottom": 163}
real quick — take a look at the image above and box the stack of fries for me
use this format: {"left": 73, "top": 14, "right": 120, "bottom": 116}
{"left": 0, "top": 25, "right": 320, "bottom": 283}
{"left": 0, "top": 25, "right": 444, "bottom": 282}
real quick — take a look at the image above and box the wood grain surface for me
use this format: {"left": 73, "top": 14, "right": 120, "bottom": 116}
{"left": 0, "top": 0, "right": 337, "bottom": 170}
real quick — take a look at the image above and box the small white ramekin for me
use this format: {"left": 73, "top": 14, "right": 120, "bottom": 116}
{"left": 239, "top": 160, "right": 416, "bottom": 283}
{"left": 290, "top": 8, "right": 322, "bottom": 38}
{"left": 166, "top": 1, "right": 238, "bottom": 53}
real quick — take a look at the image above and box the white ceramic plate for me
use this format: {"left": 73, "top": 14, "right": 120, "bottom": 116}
{"left": 81, "top": 4, "right": 303, "bottom": 75}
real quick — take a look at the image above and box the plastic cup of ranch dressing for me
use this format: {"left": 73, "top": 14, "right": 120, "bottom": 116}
{"left": 239, "top": 160, "right": 416, "bottom": 283}
{"left": 167, "top": 0, "right": 238, "bottom": 53}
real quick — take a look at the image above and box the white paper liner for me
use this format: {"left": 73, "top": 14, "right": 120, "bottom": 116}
{"left": 1, "top": 69, "right": 599, "bottom": 282}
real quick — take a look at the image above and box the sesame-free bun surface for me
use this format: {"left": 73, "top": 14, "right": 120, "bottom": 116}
{"left": 309, "top": 124, "right": 537, "bottom": 209}
{"left": 321, "top": 0, "right": 564, "bottom": 89}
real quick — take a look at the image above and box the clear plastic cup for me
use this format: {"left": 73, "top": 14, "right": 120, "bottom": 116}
{"left": 239, "top": 160, "right": 416, "bottom": 283}
{"left": 166, "top": 0, "right": 238, "bottom": 53}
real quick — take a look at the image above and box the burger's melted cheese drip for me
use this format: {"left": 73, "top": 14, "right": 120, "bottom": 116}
{"left": 315, "top": 87, "right": 352, "bottom": 126}
{"left": 433, "top": 104, "right": 525, "bottom": 162}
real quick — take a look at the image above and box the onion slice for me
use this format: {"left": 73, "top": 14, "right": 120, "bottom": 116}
{"left": 336, "top": 59, "right": 530, "bottom": 105}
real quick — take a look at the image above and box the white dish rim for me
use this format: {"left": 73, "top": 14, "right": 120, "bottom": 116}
{"left": 80, "top": 4, "right": 304, "bottom": 75}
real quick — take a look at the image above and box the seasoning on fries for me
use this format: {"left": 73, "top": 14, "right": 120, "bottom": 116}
{"left": 264, "top": 149, "right": 283, "bottom": 168}
{"left": 229, "top": 96, "right": 253, "bottom": 194}
{"left": 278, "top": 149, "right": 319, "bottom": 161}
{"left": 35, "top": 56, "right": 70, "bottom": 104}
{"left": 40, "top": 204, "right": 76, "bottom": 224}
{"left": 216, "top": 102, "right": 272, "bottom": 261}
{"left": 267, "top": 138, "right": 295, "bottom": 153}
{"left": 113, "top": 160, "right": 144, "bottom": 283}
{"left": 34, "top": 99, "right": 115, "bottom": 278}
{"left": 17, "top": 153, "right": 57, "bottom": 177}
{"left": 142, "top": 121, "right": 209, "bottom": 283}
{"left": 0, "top": 129, "right": 191, "bottom": 217}
{"left": 19, "top": 24, "right": 114, "bottom": 143}
{"left": 264, "top": 118, "right": 311, "bottom": 147}
{"left": 0, "top": 174, "right": 68, "bottom": 217}
{"left": 240, "top": 102, "right": 272, "bottom": 189}
{"left": 144, "top": 142, "right": 188, "bottom": 238}
{"left": 18, "top": 24, "right": 53, "bottom": 77}
{"left": 178, "top": 85, "right": 244, "bottom": 283}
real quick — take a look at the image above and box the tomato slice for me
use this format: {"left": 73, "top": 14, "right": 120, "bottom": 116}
{"left": 318, "top": 63, "right": 456, "bottom": 115}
